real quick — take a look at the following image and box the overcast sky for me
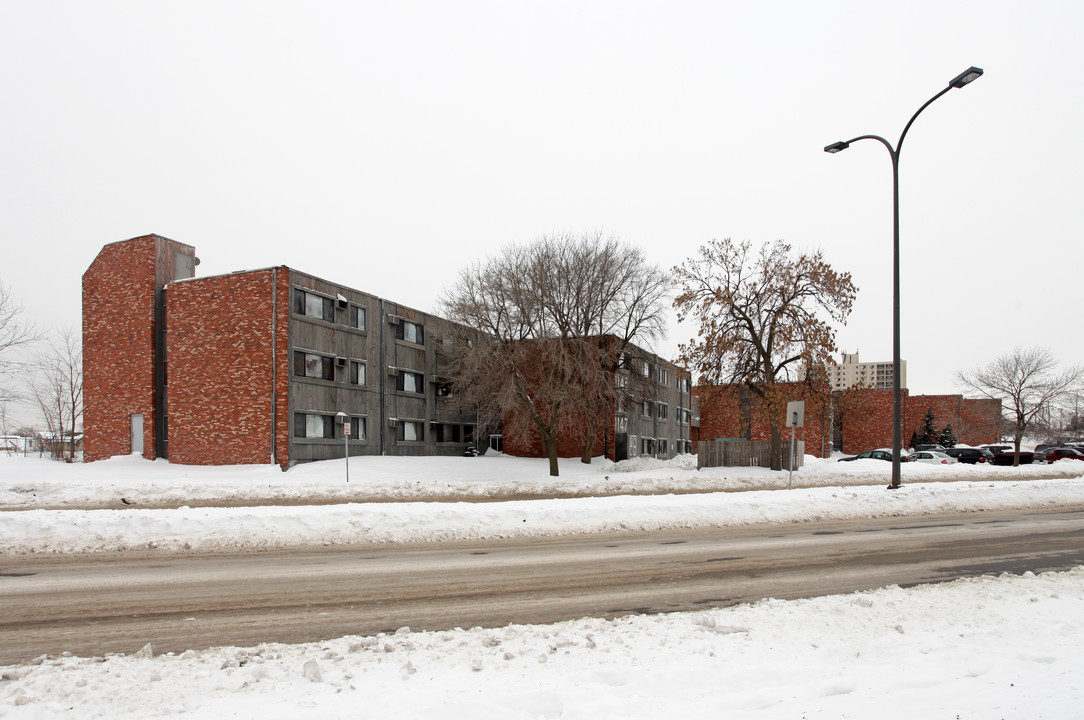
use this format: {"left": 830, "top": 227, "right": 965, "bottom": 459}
{"left": 2, "top": 0, "right": 1081, "bottom": 425}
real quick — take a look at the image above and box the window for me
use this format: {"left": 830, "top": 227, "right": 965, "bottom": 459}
{"left": 677, "top": 377, "right": 691, "bottom": 394}
{"left": 396, "top": 370, "right": 424, "bottom": 393}
{"left": 642, "top": 401, "right": 652, "bottom": 418}
{"left": 294, "top": 351, "right": 334, "bottom": 380}
{"left": 659, "top": 438, "right": 668, "bottom": 456}
{"left": 349, "top": 305, "right": 366, "bottom": 330}
{"left": 396, "top": 320, "right": 424, "bottom": 344}
{"left": 641, "top": 361, "right": 651, "bottom": 377}
{"left": 400, "top": 420, "right": 424, "bottom": 442}
{"left": 350, "top": 361, "right": 366, "bottom": 385}
{"left": 616, "top": 373, "right": 628, "bottom": 389}
{"left": 294, "top": 289, "right": 334, "bottom": 321}
{"left": 657, "top": 403, "right": 668, "bottom": 420}
{"left": 293, "top": 413, "right": 335, "bottom": 439}
{"left": 657, "top": 367, "right": 669, "bottom": 385}
{"left": 641, "top": 437, "right": 655, "bottom": 455}
{"left": 436, "top": 423, "right": 475, "bottom": 444}
{"left": 678, "top": 408, "right": 691, "bottom": 424}
{"left": 349, "top": 417, "right": 367, "bottom": 440}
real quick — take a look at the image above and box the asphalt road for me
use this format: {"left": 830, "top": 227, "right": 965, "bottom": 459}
{"left": 2, "top": 506, "right": 1083, "bottom": 664}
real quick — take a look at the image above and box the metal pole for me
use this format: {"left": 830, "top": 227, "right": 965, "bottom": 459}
{"left": 890, "top": 150, "right": 902, "bottom": 490}
{"left": 824, "top": 67, "right": 983, "bottom": 491}
{"left": 788, "top": 420, "right": 795, "bottom": 490}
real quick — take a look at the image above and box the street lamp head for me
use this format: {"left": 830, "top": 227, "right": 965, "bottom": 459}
{"left": 950, "top": 66, "right": 984, "bottom": 89}
{"left": 824, "top": 141, "right": 850, "bottom": 154}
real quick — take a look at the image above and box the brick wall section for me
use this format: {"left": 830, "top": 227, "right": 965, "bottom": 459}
{"left": 958, "top": 398, "right": 1002, "bottom": 444}
{"left": 82, "top": 235, "right": 194, "bottom": 461}
{"left": 837, "top": 388, "right": 898, "bottom": 454}
{"left": 166, "top": 268, "right": 291, "bottom": 466}
{"left": 696, "top": 387, "right": 1004, "bottom": 457}
{"left": 907, "top": 394, "right": 1001, "bottom": 446}
{"left": 694, "top": 382, "right": 832, "bottom": 458}
{"left": 501, "top": 409, "right": 614, "bottom": 460}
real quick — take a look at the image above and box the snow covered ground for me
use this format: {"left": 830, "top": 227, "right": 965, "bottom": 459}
{"left": 2, "top": 452, "right": 1083, "bottom": 718}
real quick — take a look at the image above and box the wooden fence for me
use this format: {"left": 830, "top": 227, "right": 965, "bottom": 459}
{"left": 697, "top": 438, "right": 804, "bottom": 470}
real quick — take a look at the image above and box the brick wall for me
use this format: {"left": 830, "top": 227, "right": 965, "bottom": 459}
{"left": 696, "top": 386, "right": 1003, "bottom": 458}
{"left": 166, "top": 268, "right": 290, "bottom": 466}
{"left": 82, "top": 235, "right": 194, "bottom": 461}
{"left": 501, "top": 408, "right": 614, "bottom": 460}
{"left": 694, "top": 382, "right": 832, "bottom": 458}
{"left": 908, "top": 394, "right": 1001, "bottom": 446}
{"left": 837, "top": 388, "right": 898, "bottom": 454}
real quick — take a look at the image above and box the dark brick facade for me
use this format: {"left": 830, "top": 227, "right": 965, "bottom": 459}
{"left": 692, "top": 382, "right": 832, "bottom": 458}
{"left": 165, "top": 268, "right": 291, "bottom": 466}
{"left": 696, "top": 384, "right": 1002, "bottom": 457}
{"left": 83, "top": 235, "right": 196, "bottom": 461}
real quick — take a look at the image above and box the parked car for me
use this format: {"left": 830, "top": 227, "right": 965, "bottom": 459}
{"left": 905, "top": 450, "right": 958, "bottom": 465}
{"left": 990, "top": 447, "right": 1035, "bottom": 465}
{"left": 942, "top": 447, "right": 995, "bottom": 464}
{"left": 1043, "top": 447, "right": 1084, "bottom": 463}
{"left": 838, "top": 449, "right": 896, "bottom": 462}
{"left": 912, "top": 444, "right": 946, "bottom": 452}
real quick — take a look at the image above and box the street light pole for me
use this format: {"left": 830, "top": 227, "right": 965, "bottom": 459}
{"left": 824, "top": 66, "right": 983, "bottom": 490}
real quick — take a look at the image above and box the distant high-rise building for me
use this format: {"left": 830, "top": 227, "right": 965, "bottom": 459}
{"left": 825, "top": 352, "right": 906, "bottom": 391}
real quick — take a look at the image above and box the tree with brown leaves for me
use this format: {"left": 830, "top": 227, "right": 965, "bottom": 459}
{"left": 674, "top": 239, "right": 856, "bottom": 469}
{"left": 440, "top": 232, "right": 668, "bottom": 476}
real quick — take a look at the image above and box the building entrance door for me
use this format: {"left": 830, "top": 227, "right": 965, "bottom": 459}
{"left": 615, "top": 433, "right": 628, "bottom": 462}
{"left": 130, "top": 414, "right": 143, "bottom": 454}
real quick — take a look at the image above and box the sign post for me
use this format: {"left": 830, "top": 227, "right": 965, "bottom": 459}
{"left": 785, "top": 401, "right": 805, "bottom": 490}
{"left": 337, "top": 412, "right": 350, "bottom": 483}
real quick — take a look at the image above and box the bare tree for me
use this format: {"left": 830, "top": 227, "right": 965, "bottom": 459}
{"left": 956, "top": 347, "right": 1083, "bottom": 466}
{"left": 538, "top": 232, "right": 670, "bottom": 462}
{"left": 33, "top": 330, "right": 83, "bottom": 461}
{"left": 674, "top": 239, "right": 857, "bottom": 469}
{"left": 0, "top": 281, "right": 40, "bottom": 403}
{"left": 440, "top": 233, "right": 669, "bottom": 476}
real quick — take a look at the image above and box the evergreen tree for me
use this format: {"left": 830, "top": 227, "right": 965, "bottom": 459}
{"left": 913, "top": 408, "right": 939, "bottom": 446}
{"left": 939, "top": 424, "right": 957, "bottom": 448}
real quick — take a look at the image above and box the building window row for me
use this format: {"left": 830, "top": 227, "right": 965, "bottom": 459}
{"left": 294, "top": 351, "right": 334, "bottom": 381}
{"left": 293, "top": 413, "right": 367, "bottom": 440}
{"left": 293, "top": 350, "right": 366, "bottom": 385}
{"left": 293, "top": 413, "right": 335, "bottom": 439}
{"left": 434, "top": 423, "right": 474, "bottom": 444}
{"left": 293, "top": 288, "right": 367, "bottom": 332}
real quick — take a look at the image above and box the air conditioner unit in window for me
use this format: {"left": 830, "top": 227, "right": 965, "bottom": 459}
{"left": 388, "top": 418, "right": 400, "bottom": 428}
{"left": 336, "top": 294, "right": 348, "bottom": 309}
{"left": 336, "top": 357, "right": 347, "bottom": 368}
{"left": 388, "top": 366, "right": 399, "bottom": 376}
{"left": 387, "top": 314, "right": 400, "bottom": 325}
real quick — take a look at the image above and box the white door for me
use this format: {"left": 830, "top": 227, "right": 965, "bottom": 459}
{"left": 130, "top": 414, "right": 144, "bottom": 454}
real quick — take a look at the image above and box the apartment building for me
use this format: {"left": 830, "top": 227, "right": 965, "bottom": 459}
{"left": 83, "top": 234, "right": 691, "bottom": 467}
{"left": 83, "top": 235, "right": 478, "bottom": 467}
{"left": 825, "top": 352, "right": 907, "bottom": 391}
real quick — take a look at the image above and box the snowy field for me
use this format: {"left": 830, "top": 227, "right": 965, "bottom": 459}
{"left": 2, "top": 452, "right": 1083, "bottom": 718}
{"left": 1, "top": 452, "right": 1082, "bottom": 555}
